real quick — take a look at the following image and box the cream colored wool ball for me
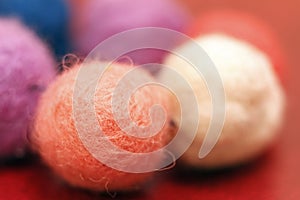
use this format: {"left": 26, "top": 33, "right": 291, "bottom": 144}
{"left": 158, "top": 34, "right": 285, "bottom": 168}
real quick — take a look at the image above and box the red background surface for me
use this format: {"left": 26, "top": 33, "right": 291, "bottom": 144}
{"left": 1, "top": 0, "right": 300, "bottom": 199}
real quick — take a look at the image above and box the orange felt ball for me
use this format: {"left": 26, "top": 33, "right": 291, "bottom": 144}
{"left": 31, "top": 61, "right": 174, "bottom": 191}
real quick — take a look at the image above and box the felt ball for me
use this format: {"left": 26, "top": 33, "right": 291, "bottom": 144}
{"left": 158, "top": 34, "right": 285, "bottom": 168}
{"left": 188, "top": 10, "right": 286, "bottom": 82}
{"left": 0, "top": 19, "right": 56, "bottom": 158}
{"left": 0, "top": 0, "right": 70, "bottom": 56}
{"left": 31, "top": 61, "right": 174, "bottom": 191}
{"left": 71, "top": 0, "right": 190, "bottom": 65}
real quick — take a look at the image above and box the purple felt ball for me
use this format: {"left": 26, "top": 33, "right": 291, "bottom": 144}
{"left": 72, "top": 0, "right": 190, "bottom": 66}
{"left": 0, "top": 18, "right": 56, "bottom": 158}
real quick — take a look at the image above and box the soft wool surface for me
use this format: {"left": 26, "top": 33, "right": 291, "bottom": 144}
{"left": 0, "top": 0, "right": 70, "bottom": 56}
{"left": 32, "top": 62, "right": 174, "bottom": 191}
{"left": 159, "top": 34, "right": 285, "bottom": 168}
{"left": 0, "top": 19, "right": 55, "bottom": 158}
{"left": 72, "top": 0, "right": 190, "bottom": 65}
{"left": 187, "top": 10, "right": 286, "bottom": 82}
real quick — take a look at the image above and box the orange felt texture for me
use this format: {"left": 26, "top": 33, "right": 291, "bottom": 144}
{"left": 31, "top": 62, "right": 173, "bottom": 191}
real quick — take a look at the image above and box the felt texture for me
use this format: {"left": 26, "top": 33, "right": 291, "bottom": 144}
{"left": 0, "top": 0, "right": 299, "bottom": 198}
{"left": 32, "top": 62, "right": 174, "bottom": 191}
{"left": 71, "top": 0, "right": 190, "bottom": 65}
{"left": 0, "top": 19, "right": 56, "bottom": 158}
{"left": 187, "top": 10, "right": 286, "bottom": 82}
{"left": 0, "top": 0, "right": 70, "bottom": 56}
{"left": 159, "top": 34, "right": 285, "bottom": 168}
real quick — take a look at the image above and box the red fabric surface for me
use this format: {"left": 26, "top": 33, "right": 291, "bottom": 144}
{"left": 0, "top": 138, "right": 300, "bottom": 200}
{"left": 1, "top": 0, "right": 300, "bottom": 199}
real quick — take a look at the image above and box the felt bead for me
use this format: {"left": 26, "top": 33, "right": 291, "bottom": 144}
{"left": 32, "top": 61, "right": 174, "bottom": 191}
{"left": 159, "top": 33, "right": 285, "bottom": 168}
{"left": 71, "top": 0, "right": 190, "bottom": 65}
{"left": 0, "top": 18, "right": 56, "bottom": 158}
{"left": 0, "top": 0, "right": 71, "bottom": 56}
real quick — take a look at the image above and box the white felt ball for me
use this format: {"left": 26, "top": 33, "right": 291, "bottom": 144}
{"left": 158, "top": 33, "right": 285, "bottom": 168}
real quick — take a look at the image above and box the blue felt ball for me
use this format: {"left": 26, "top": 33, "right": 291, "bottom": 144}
{"left": 0, "top": 0, "right": 70, "bottom": 57}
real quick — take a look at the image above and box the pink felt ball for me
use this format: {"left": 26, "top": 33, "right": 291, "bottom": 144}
{"left": 0, "top": 18, "right": 55, "bottom": 158}
{"left": 71, "top": 0, "right": 190, "bottom": 65}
